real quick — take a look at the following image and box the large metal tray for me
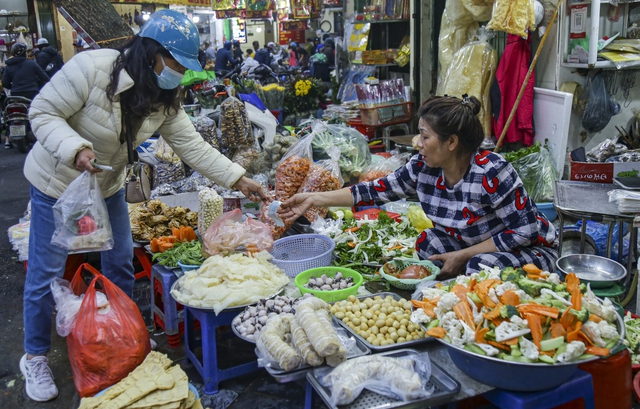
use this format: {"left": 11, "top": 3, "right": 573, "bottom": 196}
{"left": 256, "top": 321, "right": 371, "bottom": 383}
{"left": 170, "top": 277, "right": 284, "bottom": 312}
{"left": 307, "top": 348, "right": 461, "bottom": 409}
{"left": 332, "top": 292, "right": 433, "bottom": 352}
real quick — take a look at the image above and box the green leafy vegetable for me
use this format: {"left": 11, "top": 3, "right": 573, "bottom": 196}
{"left": 152, "top": 241, "right": 205, "bottom": 268}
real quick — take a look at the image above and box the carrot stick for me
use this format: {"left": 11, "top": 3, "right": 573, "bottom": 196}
{"left": 453, "top": 301, "right": 476, "bottom": 329}
{"left": 565, "top": 273, "right": 582, "bottom": 311}
{"left": 500, "top": 290, "right": 520, "bottom": 306}
{"left": 517, "top": 304, "right": 560, "bottom": 319}
{"left": 427, "top": 327, "right": 446, "bottom": 339}
{"left": 588, "top": 314, "right": 603, "bottom": 323}
{"left": 475, "top": 327, "right": 490, "bottom": 344}
{"left": 551, "top": 322, "right": 567, "bottom": 339}
{"left": 524, "top": 313, "right": 543, "bottom": 349}
{"left": 522, "top": 264, "right": 543, "bottom": 274}
{"left": 482, "top": 303, "right": 504, "bottom": 320}
{"left": 488, "top": 340, "right": 511, "bottom": 351}
{"left": 345, "top": 226, "right": 359, "bottom": 233}
{"left": 585, "top": 346, "right": 610, "bottom": 356}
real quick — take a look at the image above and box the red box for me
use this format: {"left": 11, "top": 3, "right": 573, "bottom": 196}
{"left": 569, "top": 158, "right": 640, "bottom": 183}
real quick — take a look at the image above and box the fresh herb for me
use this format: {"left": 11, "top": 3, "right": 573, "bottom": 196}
{"left": 617, "top": 170, "right": 639, "bottom": 178}
{"left": 501, "top": 142, "right": 542, "bottom": 163}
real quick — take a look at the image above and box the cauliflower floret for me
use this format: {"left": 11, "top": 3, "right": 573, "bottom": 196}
{"left": 519, "top": 336, "right": 540, "bottom": 361}
{"left": 469, "top": 272, "right": 480, "bottom": 281}
{"left": 495, "top": 320, "right": 531, "bottom": 342}
{"left": 601, "top": 298, "right": 617, "bottom": 323}
{"left": 467, "top": 296, "right": 483, "bottom": 326}
{"left": 451, "top": 321, "right": 476, "bottom": 348}
{"left": 441, "top": 311, "right": 463, "bottom": 340}
{"left": 598, "top": 320, "right": 618, "bottom": 340}
{"left": 545, "top": 273, "right": 561, "bottom": 285}
{"left": 557, "top": 341, "right": 586, "bottom": 362}
{"left": 479, "top": 264, "right": 501, "bottom": 280}
{"left": 516, "top": 290, "right": 533, "bottom": 302}
{"left": 583, "top": 285, "right": 604, "bottom": 317}
{"left": 509, "top": 315, "right": 529, "bottom": 329}
{"left": 488, "top": 288, "right": 500, "bottom": 305}
{"left": 476, "top": 343, "right": 500, "bottom": 356}
{"left": 435, "top": 293, "right": 462, "bottom": 320}
{"left": 495, "top": 281, "right": 518, "bottom": 297}
{"left": 582, "top": 321, "right": 606, "bottom": 347}
{"left": 411, "top": 308, "right": 431, "bottom": 325}
{"left": 455, "top": 275, "right": 471, "bottom": 286}
{"left": 422, "top": 287, "right": 445, "bottom": 301}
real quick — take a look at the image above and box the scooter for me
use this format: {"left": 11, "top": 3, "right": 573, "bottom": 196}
{"left": 4, "top": 96, "right": 35, "bottom": 153}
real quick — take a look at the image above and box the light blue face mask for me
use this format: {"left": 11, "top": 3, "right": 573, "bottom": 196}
{"left": 155, "top": 55, "right": 184, "bottom": 90}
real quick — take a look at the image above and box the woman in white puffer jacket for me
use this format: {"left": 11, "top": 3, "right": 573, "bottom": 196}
{"left": 20, "top": 10, "right": 268, "bottom": 403}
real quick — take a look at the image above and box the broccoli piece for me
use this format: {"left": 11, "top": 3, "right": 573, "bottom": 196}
{"left": 517, "top": 277, "right": 554, "bottom": 297}
{"left": 580, "top": 283, "right": 588, "bottom": 293}
{"left": 500, "top": 304, "right": 520, "bottom": 319}
{"left": 554, "top": 283, "right": 567, "bottom": 293}
{"left": 501, "top": 267, "right": 521, "bottom": 282}
{"left": 570, "top": 307, "right": 590, "bottom": 323}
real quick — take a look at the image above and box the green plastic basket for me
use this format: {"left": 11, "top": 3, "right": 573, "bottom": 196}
{"left": 294, "top": 267, "right": 363, "bottom": 303}
{"left": 378, "top": 258, "right": 440, "bottom": 290}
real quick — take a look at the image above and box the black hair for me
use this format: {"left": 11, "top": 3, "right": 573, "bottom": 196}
{"left": 107, "top": 35, "right": 181, "bottom": 122}
{"left": 417, "top": 95, "right": 484, "bottom": 155}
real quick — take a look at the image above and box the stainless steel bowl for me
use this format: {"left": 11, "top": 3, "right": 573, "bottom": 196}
{"left": 556, "top": 254, "right": 627, "bottom": 289}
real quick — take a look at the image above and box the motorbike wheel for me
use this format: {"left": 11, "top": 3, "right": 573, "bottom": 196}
{"left": 15, "top": 137, "right": 29, "bottom": 153}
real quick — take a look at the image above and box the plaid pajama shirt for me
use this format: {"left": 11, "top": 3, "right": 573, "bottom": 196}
{"left": 350, "top": 150, "right": 558, "bottom": 275}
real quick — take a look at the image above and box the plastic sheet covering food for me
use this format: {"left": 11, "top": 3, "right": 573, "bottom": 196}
{"left": 439, "top": 27, "right": 497, "bottom": 138}
{"left": 316, "top": 352, "right": 433, "bottom": 406}
{"left": 359, "top": 153, "right": 410, "bottom": 183}
{"left": 586, "top": 138, "right": 627, "bottom": 162}
{"left": 487, "top": 0, "right": 536, "bottom": 38}
{"left": 608, "top": 189, "right": 640, "bottom": 213}
{"left": 437, "top": 9, "right": 479, "bottom": 94}
{"left": 8, "top": 221, "right": 29, "bottom": 261}
{"left": 170, "top": 251, "right": 290, "bottom": 314}
{"left": 202, "top": 209, "right": 274, "bottom": 257}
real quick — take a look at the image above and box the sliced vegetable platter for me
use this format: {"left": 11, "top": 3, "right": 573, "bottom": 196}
{"left": 412, "top": 264, "right": 625, "bottom": 366}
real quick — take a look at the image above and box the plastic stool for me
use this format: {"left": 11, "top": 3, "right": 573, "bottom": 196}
{"left": 184, "top": 306, "right": 259, "bottom": 395}
{"left": 483, "top": 369, "right": 595, "bottom": 409}
{"left": 133, "top": 247, "right": 153, "bottom": 280}
{"left": 151, "top": 265, "right": 182, "bottom": 336}
{"left": 383, "top": 123, "right": 410, "bottom": 151}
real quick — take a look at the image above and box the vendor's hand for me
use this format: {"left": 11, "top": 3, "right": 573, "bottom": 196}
{"left": 429, "top": 250, "right": 470, "bottom": 280}
{"left": 74, "top": 148, "right": 101, "bottom": 174}
{"left": 233, "top": 176, "right": 270, "bottom": 203}
{"left": 277, "top": 193, "right": 314, "bottom": 224}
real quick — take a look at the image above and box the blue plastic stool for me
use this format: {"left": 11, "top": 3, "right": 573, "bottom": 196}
{"left": 184, "top": 306, "right": 259, "bottom": 395}
{"left": 483, "top": 369, "right": 595, "bottom": 409}
{"left": 151, "top": 265, "right": 182, "bottom": 336}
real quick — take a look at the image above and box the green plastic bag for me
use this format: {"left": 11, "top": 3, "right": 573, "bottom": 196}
{"left": 180, "top": 70, "right": 216, "bottom": 87}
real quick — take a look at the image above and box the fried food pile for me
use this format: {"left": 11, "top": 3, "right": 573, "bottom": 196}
{"left": 129, "top": 200, "right": 198, "bottom": 242}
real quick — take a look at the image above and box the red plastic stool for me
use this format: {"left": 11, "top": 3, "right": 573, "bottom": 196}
{"left": 133, "top": 247, "right": 152, "bottom": 280}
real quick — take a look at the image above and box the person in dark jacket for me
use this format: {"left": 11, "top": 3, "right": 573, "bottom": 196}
{"left": 254, "top": 46, "right": 272, "bottom": 66}
{"left": 214, "top": 41, "right": 237, "bottom": 74}
{"left": 323, "top": 38, "right": 336, "bottom": 67}
{"left": 198, "top": 48, "right": 207, "bottom": 68}
{"left": 35, "top": 38, "right": 63, "bottom": 78}
{"left": 232, "top": 40, "right": 243, "bottom": 63}
{"left": 2, "top": 43, "right": 49, "bottom": 101}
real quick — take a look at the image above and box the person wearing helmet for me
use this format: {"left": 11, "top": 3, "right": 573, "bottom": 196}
{"left": 214, "top": 40, "right": 238, "bottom": 75}
{"left": 19, "top": 10, "right": 268, "bottom": 403}
{"left": 254, "top": 43, "right": 273, "bottom": 66}
{"left": 35, "top": 38, "right": 63, "bottom": 78}
{"left": 232, "top": 40, "right": 243, "bottom": 63}
{"left": 290, "top": 41, "right": 309, "bottom": 68}
{"left": 2, "top": 43, "right": 49, "bottom": 101}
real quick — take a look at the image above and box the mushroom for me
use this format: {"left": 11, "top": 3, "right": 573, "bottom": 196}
{"left": 335, "top": 272, "right": 343, "bottom": 280}
{"left": 258, "top": 315, "right": 268, "bottom": 325}
{"left": 283, "top": 305, "right": 292, "bottom": 313}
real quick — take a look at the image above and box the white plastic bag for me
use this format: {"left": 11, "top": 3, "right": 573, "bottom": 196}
{"left": 51, "top": 278, "right": 110, "bottom": 336}
{"left": 51, "top": 171, "right": 114, "bottom": 253}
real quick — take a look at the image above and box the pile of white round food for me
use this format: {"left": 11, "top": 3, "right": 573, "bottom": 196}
{"left": 305, "top": 272, "right": 355, "bottom": 291}
{"left": 233, "top": 294, "right": 314, "bottom": 341}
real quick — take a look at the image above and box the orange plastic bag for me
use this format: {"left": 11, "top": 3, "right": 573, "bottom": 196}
{"left": 68, "top": 264, "right": 150, "bottom": 397}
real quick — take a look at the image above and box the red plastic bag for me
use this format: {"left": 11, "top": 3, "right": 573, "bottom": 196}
{"left": 68, "top": 264, "right": 150, "bottom": 397}
{"left": 202, "top": 209, "right": 274, "bottom": 257}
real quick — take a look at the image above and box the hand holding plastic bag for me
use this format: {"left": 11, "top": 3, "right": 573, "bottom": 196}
{"left": 202, "top": 209, "right": 274, "bottom": 257}
{"left": 51, "top": 171, "right": 113, "bottom": 253}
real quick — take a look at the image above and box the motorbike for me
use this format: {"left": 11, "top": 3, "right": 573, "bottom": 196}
{"left": 244, "top": 64, "right": 279, "bottom": 85}
{"left": 3, "top": 96, "right": 35, "bottom": 153}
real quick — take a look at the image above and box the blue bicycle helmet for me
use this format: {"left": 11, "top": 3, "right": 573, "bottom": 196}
{"left": 139, "top": 9, "right": 202, "bottom": 72}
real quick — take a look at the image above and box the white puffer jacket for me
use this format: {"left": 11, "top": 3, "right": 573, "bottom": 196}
{"left": 24, "top": 49, "right": 245, "bottom": 199}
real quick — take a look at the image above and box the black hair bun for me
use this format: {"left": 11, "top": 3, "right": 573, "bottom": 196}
{"left": 466, "top": 95, "right": 482, "bottom": 116}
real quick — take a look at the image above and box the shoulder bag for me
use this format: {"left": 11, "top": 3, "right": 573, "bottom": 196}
{"left": 123, "top": 117, "right": 152, "bottom": 203}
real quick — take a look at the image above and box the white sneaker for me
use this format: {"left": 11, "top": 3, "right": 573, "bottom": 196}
{"left": 19, "top": 354, "right": 58, "bottom": 402}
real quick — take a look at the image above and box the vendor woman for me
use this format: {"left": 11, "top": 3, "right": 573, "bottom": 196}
{"left": 278, "top": 94, "right": 558, "bottom": 279}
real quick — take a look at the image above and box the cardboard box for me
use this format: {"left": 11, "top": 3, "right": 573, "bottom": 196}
{"left": 570, "top": 158, "right": 640, "bottom": 183}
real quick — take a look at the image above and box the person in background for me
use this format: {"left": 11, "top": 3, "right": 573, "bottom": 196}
{"left": 242, "top": 48, "right": 259, "bottom": 71}
{"left": 19, "top": 10, "right": 268, "bottom": 402}
{"left": 204, "top": 41, "right": 216, "bottom": 63}
{"left": 323, "top": 38, "right": 335, "bottom": 67}
{"left": 213, "top": 41, "right": 238, "bottom": 75}
{"left": 35, "top": 38, "right": 63, "bottom": 78}
{"left": 317, "top": 34, "right": 330, "bottom": 53}
{"left": 288, "top": 42, "right": 298, "bottom": 67}
{"left": 2, "top": 42, "right": 49, "bottom": 101}
{"left": 232, "top": 40, "right": 243, "bottom": 63}
{"left": 252, "top": 40, "right": 260, "bottom": 52}
{"left": 198, "top": 46, "right": 207, "bottom": 69}
{"left": 254, "top": 42, "right": 273, "bottom": 66}
{"left": 278, "top": 95, "right": 557, "bottom": 279}
{"left": 73, "top": 38, "right": 90, "bottom": 54}
{"left": 291, "top": 41, "right": 309, "bottom": 68}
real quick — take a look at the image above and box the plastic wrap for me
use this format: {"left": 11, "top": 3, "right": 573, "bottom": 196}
{"left": 150, "top": 171, "right": 216, "bottom": 198}
{"left": 219, "top": 96, "right": 253, "bottom": 150}
{"left": 198, "top": 188, "right": 223, "bottom": 233}
{"left": 439, "top": 27, "right": 497, "bottom": 138}
{"left": 154, "top": 137, "right": 181, "bottom": 164}
{"left": 51, "top": 172, "right": 114, "bottom": 253}
{"left": 153, "top": 160, "right": 186, "bottom": 187}
{"left": 510, "top": 146, "right": 558, "bottom": 203}
{"left": 359, "top": 153, "right": 409, "bottom": 182}
{"left": 8, "top": 221, "right": 30, "bottom": 261}
{"left": 297, "top": 146, "right": 344, "bottom": 223}
{"left": 586, "top": 139, "right": 627, "bottom": 162}
{"left": 316, "top": 352, "right": 433, "bottom": 406}
{"left": 202, "top": 209, "right": 274, "bottom": 257}
{"left": 582, "top": 72, "right": 621, "bottom": 133}
{"left": 437, "top": 9, "right": 479, "bottom": 95}
{"left": 609, "top": 189, "right": 640, "bottom": 213}
{"left": 50, "top": 278, "right": 109, "bottom": 337}
{"left": 192, "top": 114, "right": 219, "bottom": 150}
{"left": 606, "top": 151, "right": 640, "bottom": 163}
{"left": 275, "top": 134, "right": 314, "bottom": 201}
{"left": 295, "top": 297, "right": 341, "bottom": 357}
{"left": 487, "top": 0, "right": 536, "bottom": 38}
{"left": 256, "top": 314, "right": 303, "bottom": 372}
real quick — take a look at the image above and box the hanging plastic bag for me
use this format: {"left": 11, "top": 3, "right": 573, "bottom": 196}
{"left": 437, "top": 9, "right": 479, "bottom": 93}
{"left": 202, "top": 209, "right": 274, "bottom": 257}
{"left": 582, "top": 72, "right": 621, "bottom": 133}
{"left": 67, "top": 264, "right": 150, "bottom": 397}
{"left": 487, "top": 0, "right": 536, "bottom": 38}
{"left": 219, "top": 96, "right": 253, "bottom": 150}
{"left": 275, "top": 133, "right": 314, "bottom": 201}
{"left": 297, "top": 146, "right": 344, "bottom": 223}
{"left": 510, "top": 145, "right": 559, "bottom": 203}
{"left": 439, "top": 27, "right": 497, "bottom": 139}
{"left": 51, "top": 172, "right": 113, "bottom": 253}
